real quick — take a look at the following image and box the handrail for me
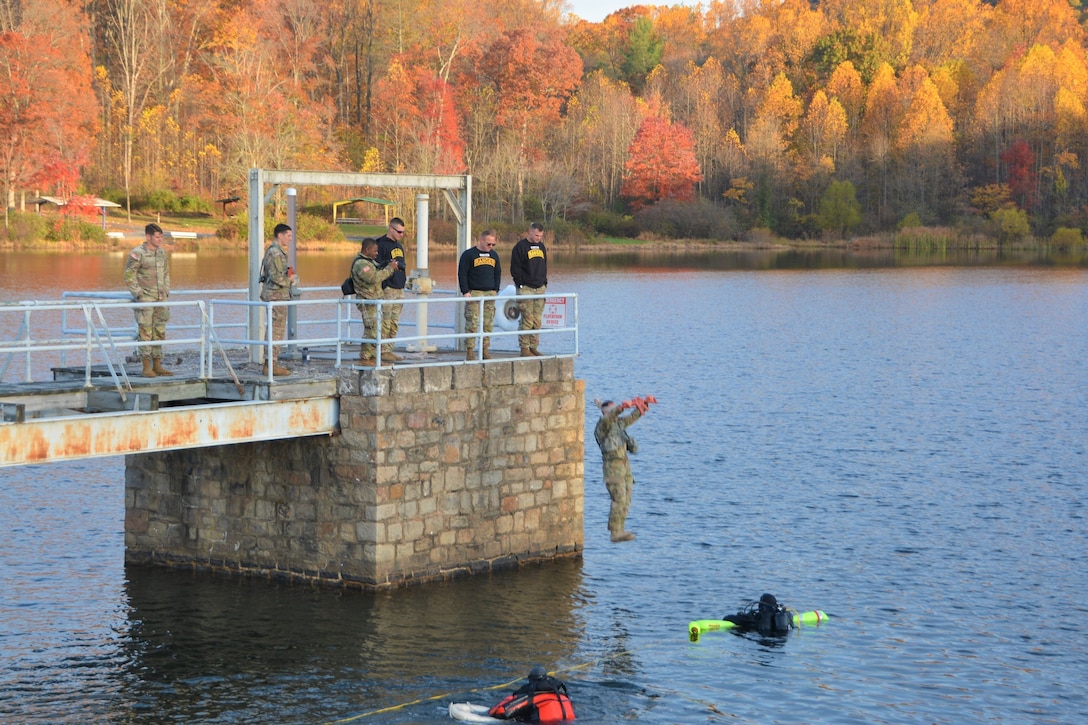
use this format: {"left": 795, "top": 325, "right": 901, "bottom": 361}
{"left": 1, "top": 291, "right": 578, "bottom": 385}
{"left": 0, "top": 316, "right": 28, "bottom": 383}
{"left": 83, "top": 304, "right": 129, "bottom": 396}
{"left": 201, "top": 304, "right": 243, "bottom": 395}
{"left": 0, "top": 298, "right": 208, "bottom": 384}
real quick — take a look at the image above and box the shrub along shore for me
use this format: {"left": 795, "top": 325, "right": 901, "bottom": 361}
{"left": 2, "top": 209, "right": 1085, "bottom": 255}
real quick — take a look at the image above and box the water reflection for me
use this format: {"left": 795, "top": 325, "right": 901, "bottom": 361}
{"left": 4, "top": 257, "right": 1088, "bottom": 723}
{"left": 4, "top": 246, "right": 1088, "bottom": 304}
{"left": 119, "top": 559, "right": 587, "bottom": 721}
{"left": 563, "top": 245, "right": 1088, "bottom": 271}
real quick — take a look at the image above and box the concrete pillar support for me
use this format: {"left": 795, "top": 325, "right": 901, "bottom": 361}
{"left": 124, "top": 359, "right": 584, "bottom": 589}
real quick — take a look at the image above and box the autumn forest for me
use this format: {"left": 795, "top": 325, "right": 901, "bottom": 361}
{"left": 3, "top": 0, "right": 1088, "bottom": 242}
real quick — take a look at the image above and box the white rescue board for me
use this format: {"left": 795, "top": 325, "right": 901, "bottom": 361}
{"left": 449, "top": 702, "right": 503, "bottom": 722}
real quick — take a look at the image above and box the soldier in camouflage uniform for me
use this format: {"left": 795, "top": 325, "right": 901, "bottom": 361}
{"left": 259, "top": 223, "right": 298, "bottom": 376}
{"left": 351, "top": 238, "right": 397, "bottom": 366}
{"left": 124, "top": 223, "right": 172, "bottom": 377}
{"left": 594, "top": 398, "right": 648, "bottom": 543}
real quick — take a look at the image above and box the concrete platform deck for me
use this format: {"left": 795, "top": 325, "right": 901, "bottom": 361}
{"left": 1, "top": 345, "right": 531, "bottom": 421}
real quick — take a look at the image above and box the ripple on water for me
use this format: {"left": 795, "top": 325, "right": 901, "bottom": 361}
{"left": 3, "top": 267, "right": 1088, "bottom": 722}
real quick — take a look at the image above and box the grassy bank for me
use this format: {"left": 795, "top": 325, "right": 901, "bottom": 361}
{"left": 3, "top": 211, "right": 1084, "bottom": 255}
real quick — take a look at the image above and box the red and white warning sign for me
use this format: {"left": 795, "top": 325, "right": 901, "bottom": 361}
{"left": 542, "top": 297, "right": 568, "bottom": 328}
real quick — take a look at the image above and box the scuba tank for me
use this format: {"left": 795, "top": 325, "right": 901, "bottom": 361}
{"left": 756, "top": 593, "right": 794, "bottom": 634}
{"left": 722, "top": 593, "right": 795, "bottom": 635}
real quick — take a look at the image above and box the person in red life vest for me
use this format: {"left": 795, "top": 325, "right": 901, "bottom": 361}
{"left": 488, "top": 666, "right": 576, "bottom": 722}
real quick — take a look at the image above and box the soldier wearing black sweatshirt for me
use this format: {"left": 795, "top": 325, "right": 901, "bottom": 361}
{"left": 458, "top": 230, "right": 501, "bottom": 360}
{"left": 509, "top": 222, "right": 547, "bottom": 356}
{"left": 374, "top": 218, "right": 408, "bottom": 360}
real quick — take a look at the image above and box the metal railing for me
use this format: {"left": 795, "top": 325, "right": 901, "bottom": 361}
{"left": 0, "top": 298, "right": 209, "bottom": 389}
{"left": 2, "top": 289, "right": 579, "bottom": 386}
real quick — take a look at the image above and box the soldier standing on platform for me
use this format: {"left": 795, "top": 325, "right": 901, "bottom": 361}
{"left": 259, "top": 223, "right": 298, "bottom": 377}
{"left": 375, "top": 217, "right": 408, "bottom": 361}
{"left": 509, "top": 222, "right": 547, "bottom": 356}
{"left": 352, "top": 238, "right": 398, "bottom": 366}
{"left": 124, "top": 223, "right": 172, "bottom": 378}
{"left": 458, "top": 229, "right": 501, "bottom": 360}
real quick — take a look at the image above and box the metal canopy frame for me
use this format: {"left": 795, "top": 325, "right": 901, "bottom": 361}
{"left": 247, "top": 169, "right": 472, "bottom": 358}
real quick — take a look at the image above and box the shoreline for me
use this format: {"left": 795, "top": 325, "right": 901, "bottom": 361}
{"left": 0, "top": 239, "right": 816, "bottom": 254}
{"left": 0, "top": 235, "right": 1061, "bottom": 254}
{"left": 0, "top": 239, "right": 994, "bottom": 254}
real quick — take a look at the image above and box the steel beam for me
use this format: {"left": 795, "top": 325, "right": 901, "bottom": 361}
{"left": 246, "top": 168, "right": 472, "bottom": 360}
{"left": 0, "top": 398, "right": 339, "bottom": 468}
{"left": 261, "top": 170, "right": 468, "bottom": 189}
{"left": 248, "top": 168, "right": 265, "bottom": 363}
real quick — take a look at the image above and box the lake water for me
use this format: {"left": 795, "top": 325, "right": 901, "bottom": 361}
{"left": 2, "top": 250, "right": 1088, "bottom": 723}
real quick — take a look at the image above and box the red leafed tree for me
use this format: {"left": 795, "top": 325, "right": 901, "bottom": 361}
{"left": 621, "top": 116, "right": 703, "bottom": 211}
{"left": 0, "top": 1, "right": 97, "bottom": 226}
{"left": 1002, "top": 140, "right": 1036, "bottom": 210}
{"left": 408, "top": 67, "right": 465, "bottom": 174}
{"left": 0, "top": 32, "right": 41, "bottom": 219}
{"left": 372, "top": 61, "right": 465, "bottom": 174}
{"left": 63, "top": 194, "right": 100, "bottom": 221}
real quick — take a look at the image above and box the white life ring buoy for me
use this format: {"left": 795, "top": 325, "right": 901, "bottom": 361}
{"left": 495, "top": 284, "right": 521, "bottom": 331}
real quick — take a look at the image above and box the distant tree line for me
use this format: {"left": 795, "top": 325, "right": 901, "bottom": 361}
{"left": 2, "top": 0, "right": 1088, "bottom": 243}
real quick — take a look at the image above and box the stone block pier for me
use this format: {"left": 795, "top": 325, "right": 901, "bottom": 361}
{"left": 125, "top": 357, "right": 585, "bottom": 589}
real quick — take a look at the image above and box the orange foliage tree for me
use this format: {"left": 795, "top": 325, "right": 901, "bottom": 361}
{"left": 893, "top": 66, "right": 958, "bottom": 220}
{"left": 372, "top": 60, "right": 464, "bottom": 174}
{"left": 468, "top": 27, "right": 582, "bottom": 221}
{"left": 199, "top": 2, "right": 341, "bottom": 180}
{"left": 0, "top": 0, "right": 97, "bottom": 227}
{"left": 8, "top": 0, "right": 1088, "bottom": 239}
{"left": 621, "top": 114, "right": 702, "bottom": 211}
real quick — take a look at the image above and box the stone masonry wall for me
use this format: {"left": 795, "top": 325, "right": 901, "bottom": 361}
{"left": 125, "top": 357, "right": 584, "bottom": 589}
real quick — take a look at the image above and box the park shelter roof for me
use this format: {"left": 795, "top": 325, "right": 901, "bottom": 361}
{"left": 27, "top": 196, "right": 121, "bottom": 208}
{"left": 336, "top": 196, "right": 395, "bottom": 206}
{"left": 26, "top": 195, "right": 66, "bottom": 206}
{"left": 25, "top": 196, "right": 122, "bottom": 230}
{"left": 332, "top": 197, "right": 396, "bottom": 224}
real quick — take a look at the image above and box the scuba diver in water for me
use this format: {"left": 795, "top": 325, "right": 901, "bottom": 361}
{"left": 488, "top": 666, "right": 576, "bottom": 722}
{"left": 722, "top": 593, "right": 796, "bottom": 635}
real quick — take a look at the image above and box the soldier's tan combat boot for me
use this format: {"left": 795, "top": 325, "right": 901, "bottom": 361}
{"left": 610, "top": 531, "right": 636, "bottom": 543}
{"left": 529, "top": 348, "right": 543, "bottom": 356}
{"left": 481, "top": 345, "right": 491, "bottom": 360}
{"left": 520, "top": 347, "right": 532, "bottom": 357}
{"left": 141, "top": 358, "right": 157, "bottom": 377}
{"left": 152, "top": 359, "right": 174, "bottom": 376}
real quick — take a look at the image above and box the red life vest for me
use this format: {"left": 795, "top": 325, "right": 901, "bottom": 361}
{"left": 488, "top": 678, "right": 576, "bottom": 722}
